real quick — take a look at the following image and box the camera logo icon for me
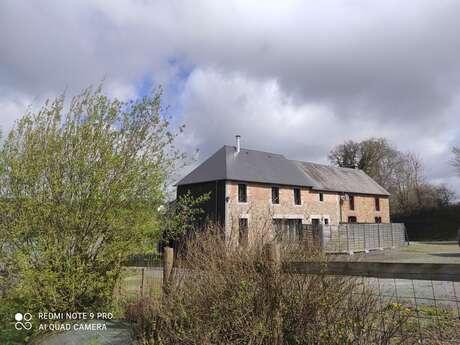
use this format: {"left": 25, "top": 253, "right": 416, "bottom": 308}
{"left": 14, "top": 313, "right": 33, "bottom": 330}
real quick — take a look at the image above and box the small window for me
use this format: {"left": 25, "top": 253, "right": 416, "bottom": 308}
{"left": 319, "top": 192, "right": 324, "bottom": 202}
{"left": 375, "top": 216, "right": 382, "bottom": 224}
{"left": 324, "top": 218, "right": 329, "bottom": 225}
{"left": 239, "top": 218, "right": 248, "bottom": 247}
{"left": 294, "top": 188, "right": 301, "bottom": 205}
{"left": 348, "top": 216, "right": 357, "bottom": 223}
{"left": 349, "top": 195, "right": 355, "bottom": 211}
{"left": 375, "top": 197, "right": 380, "bottom": 211}
{"left": 272, "top": 187, "right": 279, "bottom": 204}
{"left": 238, "top": 184, "right": 247, "bottom": 203}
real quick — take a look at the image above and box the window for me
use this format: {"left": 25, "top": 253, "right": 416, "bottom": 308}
{"left": 349, "top": 195, "right": 355, "bottom": 210}
{"left": 375, "top": 197, "right": 380, "bottom": 211}
{"left": 238, "top": 184, "right": 247, "bottom": 203}
{"left": 375, "top": 216, "right": 382, "bottom": 224}
{"left": 239, "top": 218, "right": 248, "bottom": 247}
{"left": 324, "top": 218, "right": 329, "bottom": 225}
{"left": 294, "top": 188, "right": 301, "bottom": 205}
{"left": 348, "top": 216, "right": 357, "bottom": 223}
{"left": 272, "top": 186, "right": 279, "bottom": 204}
{"left": 319, "top": 192, "right": 324, "bottom": 202}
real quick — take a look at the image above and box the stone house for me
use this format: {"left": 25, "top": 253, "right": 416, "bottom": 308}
{"left": 177, "top": 137, "right": 390, "bottom": 245}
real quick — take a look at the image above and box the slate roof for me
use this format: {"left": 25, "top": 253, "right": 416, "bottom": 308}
{"left": 294, "top": 161, "right": 390, "bottom": 196}
{"left": 177, "top": 145, "right": 390, "bottom": 196}
{"left": 177, "top": 146, "right": 317, "bottom": 187}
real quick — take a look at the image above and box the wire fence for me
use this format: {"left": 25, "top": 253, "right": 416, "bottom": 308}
{"left": 284, "top": 260, "right": 460, "bottom": 344}
{"left": 118, "top": 248, "right": 460, "bottom": 343}
{"left": 115, "top": 254, "right": 164, "bottom": 301}
{"left": 302, "top": 223, "right": 408, "bottom": 253}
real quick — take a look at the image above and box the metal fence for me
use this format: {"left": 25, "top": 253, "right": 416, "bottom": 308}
{"left": 284, "top": 260, "right": 460, "bottom": 344}
{"left": 116, "top": 254, "right": 164, "bottom": 300}
{"left": 302, "top": 223, "right": 408, "bottom": 253}
{"left": 120, "top": 246, "right": 460, "bottom": 343}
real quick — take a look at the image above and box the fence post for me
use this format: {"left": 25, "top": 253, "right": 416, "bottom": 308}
{"left": 405, "top": 224, "right": 410, "bottom": 245}
{"left": 346, "top": 224, "right": 351, "bottom": 254}
{"left": 263, "top": 243, "right": 283, "bottom": 345}
{"left": 363, "top": 224, "right": 367, "bottom": 252}
{"left": 140, "top": 268, "right": 145, "bottom": 297}
{"left": 163, "top": 246, "right": 174, "bottom": 293}
{"left": 318, "top": 225, "right": 325, "bottom": 253}
{"left": 391, "top": 223, "right": 395, "bottom": 248}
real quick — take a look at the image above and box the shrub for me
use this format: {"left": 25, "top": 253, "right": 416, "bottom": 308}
{"left": 0, "top": 86, "right": 183, "bottom": 321}
{"left": 126, "top": 227, "right": 428, "bottom": 345}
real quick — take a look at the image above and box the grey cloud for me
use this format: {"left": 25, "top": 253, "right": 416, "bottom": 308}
{"left": 0, "top": 0, "right": 459, "bottom": 194}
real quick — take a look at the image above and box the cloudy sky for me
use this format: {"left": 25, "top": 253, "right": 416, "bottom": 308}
{"left": 1, "top": 0, "right": 460, "bottom": 194}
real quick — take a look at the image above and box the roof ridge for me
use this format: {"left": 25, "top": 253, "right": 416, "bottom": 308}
{"left": 223, "top": 145, "right": 286, "bottom": 158}
{"left": 293, "top": 159, "right": 363, "bottom": 172}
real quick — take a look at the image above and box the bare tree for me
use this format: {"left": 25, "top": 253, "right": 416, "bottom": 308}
{"left": 454, "top": 147, "right": 460, "bottom": 175}
{"left": 329, "top": 138, "right": 456, "bottom": 215}
{"left": 329, "top": 138, "right": 404, "bottom": 191}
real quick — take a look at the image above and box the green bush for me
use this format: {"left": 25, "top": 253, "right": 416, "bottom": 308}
{"left": 0, "top": 86, "right": 183, "bottom": 335}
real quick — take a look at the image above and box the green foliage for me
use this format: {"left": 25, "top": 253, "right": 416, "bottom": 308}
{"left": 159, "top": 191, "right": 210, "bottom": 244}
{"left": 0, "top": 298, "right": 31, "bottom": 345}
{"left": 0, "top": 86, "right": 183, "bottom": 319}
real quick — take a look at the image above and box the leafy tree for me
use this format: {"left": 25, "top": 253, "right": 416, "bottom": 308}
{"left": 0, "top": 86, "right": 184, "bottom": 315}
{"left": 159, "top": 191, "right": 210, "bottom": 245}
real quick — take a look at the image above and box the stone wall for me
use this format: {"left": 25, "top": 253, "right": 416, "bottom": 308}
{"left": 225, "top": 180, "right": 391, "bottom": 245}
{"left": 226, "top": 181, "right": 338, "bottom": 244}
{"left": 340, "top": 195, "right": 390, "bottom": 223}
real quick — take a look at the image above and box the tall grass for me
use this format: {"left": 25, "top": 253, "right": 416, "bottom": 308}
{"left": 125, "top": 225, "right": 446, "bottom": 345}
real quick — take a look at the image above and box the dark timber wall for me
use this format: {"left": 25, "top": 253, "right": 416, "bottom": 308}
{"left": 177, "top": 180, "right": 226, "bottom": 228}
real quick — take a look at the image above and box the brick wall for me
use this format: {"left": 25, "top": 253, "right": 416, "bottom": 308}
{"left": 225, "top": 181, "right": 390, "bottom": 243}
{"left": 226, "top": 181, "right": 343, "bottom": 243}
{"left": 340, "top": 195, "right": 390, "bottom": 223}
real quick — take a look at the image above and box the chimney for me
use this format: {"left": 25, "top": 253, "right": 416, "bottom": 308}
{"left": 235, "top": 135, "right": 241, "bottom": 153}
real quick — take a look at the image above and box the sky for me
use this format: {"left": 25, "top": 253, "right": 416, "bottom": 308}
{"left": 1, "top": 0, "right": 460, "bottom": 195}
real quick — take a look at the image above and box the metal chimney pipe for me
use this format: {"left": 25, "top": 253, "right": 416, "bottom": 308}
{"left": 235, "top": 135, "right": 241, "bottom": 153}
